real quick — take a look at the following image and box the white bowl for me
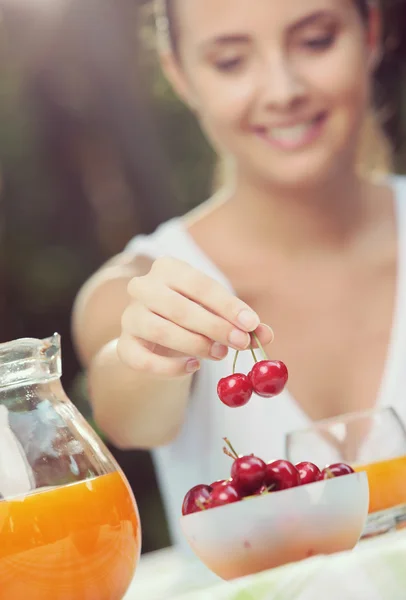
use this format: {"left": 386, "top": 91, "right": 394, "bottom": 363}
{"left": 180, "top": 472, "right": 369, "bottom": 580}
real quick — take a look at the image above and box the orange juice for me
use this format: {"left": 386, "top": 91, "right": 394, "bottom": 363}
{"left": 353, "top": 455, "right": 406, "bottom": 514}
{"left": 0, "top": 471, "right": 141, "bottom": 600}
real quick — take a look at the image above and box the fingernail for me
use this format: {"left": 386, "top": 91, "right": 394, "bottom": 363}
{"left": 186, "top": 359, "right": 200, "bottom": 374}
{"left": 210, "top": 343, "right": 228, "bottom": 359}
{"left": 260, "top": 323, "right": 275, "bottom": 342}
{"left": 228, "top": 329, "right": 250, "bottom": 349}
{"left": 237, "top": 309, "right": 260, "bottom": 331}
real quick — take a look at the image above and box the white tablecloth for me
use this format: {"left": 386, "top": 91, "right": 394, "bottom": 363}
{"left": 124, "top": 529, "right": 406, "bottom": 600}
{"left": 124, "top": 546, "right": 220, "bottom": 599}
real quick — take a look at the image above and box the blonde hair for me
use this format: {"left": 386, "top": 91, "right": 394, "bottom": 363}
{"left": 356, "top": 108, "right": 393, "bottom": 176}
{"left": 154, "top": 0, "right": 174, "bottom": 53}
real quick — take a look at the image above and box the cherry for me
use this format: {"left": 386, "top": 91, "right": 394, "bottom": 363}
{"left": 249, "top": 360, "right": 288, "bottom": 398}
{"left": 217, "top": 374, "right": 253, "bottom": 408}
{"left": 296, "top": 462, "right": 322, "bottom": 485}
{"left": 231, "top": 455, "right": 267, "bottom": 496}
{"left": 265, "top": 459, "right": 300, "bottom": 490}
{"left": 322, "top": 463, "right": 355, "bottom": 479}
{"left": 209, "top": 483, "right": 240, "bottom": 508}
{"left": 182, "top": 484, "right": 213, "bottom": 516}
{"left": 210, "top": 479, "right": 228, "bottom": 488}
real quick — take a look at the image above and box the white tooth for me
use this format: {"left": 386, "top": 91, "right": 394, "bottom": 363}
{"left": 270, "top": 121, "right": 313, "bottom": 143}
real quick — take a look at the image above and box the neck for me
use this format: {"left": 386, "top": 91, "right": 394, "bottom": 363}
{"left": 220, "top": 169, "right": 372, "bottom": 256}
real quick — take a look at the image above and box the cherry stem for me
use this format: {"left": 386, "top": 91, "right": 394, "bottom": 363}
{"left": 223, "top": 447, "right": 235, "bottom": 460}
{"left": 250, "top": 347, "right": 258, "bottom": 364}
{"left": 223, "top": 437, "right": 239, "bottom": 460}
{"left": 242, "top": 483, "right": 276, "bottom": 501}
{"left": 325, "top": 467, "right": 335, "bottom": 479}
{"left": 252, "top": 332, "right": 268, "bottom": 361}
{"left": 232, "top": 350, "right": 240, "bottom": 375}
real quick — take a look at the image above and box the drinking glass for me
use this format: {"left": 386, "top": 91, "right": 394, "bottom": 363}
{"left": 0, "top": 333, "right": 141, "bottom": 599}
{"left": 286, "top": 407, "right": 406, "bottom": 537}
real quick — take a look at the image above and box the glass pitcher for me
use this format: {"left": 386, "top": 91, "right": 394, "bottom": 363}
{"left": 0, "top": 333, "right": 141, "bottom": 600}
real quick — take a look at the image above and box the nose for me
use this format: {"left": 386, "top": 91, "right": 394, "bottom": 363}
{"left": 260, "top": 55, "right": 306, "bottom": 109}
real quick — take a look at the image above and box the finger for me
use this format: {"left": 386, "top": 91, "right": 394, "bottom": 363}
{"left": 145, "top": 258, "right": 261, "bottom": 332}
{"left": 122, "top": 306, "right": 229, "bottom": 360}
{"left": 127, "top": 284, "right": 251, "bottom": 351}
{"left": 117, "top": 334, "right": 201, "bottom": 378}
{"left": 250, "top": 324, "right": 275, "bottom": 349}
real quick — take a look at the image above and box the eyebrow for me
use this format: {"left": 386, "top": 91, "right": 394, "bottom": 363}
{"left": 288, "top": 10, "right": 336, "bottom": 32}
{"left": 199, "top": 34, "right": 249, "bottom": 53}
{"left": 198, "top": 10, "right": 336, "bottom": 52}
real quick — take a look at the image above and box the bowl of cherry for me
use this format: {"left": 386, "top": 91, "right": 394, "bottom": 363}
{"left": 180, "top": 439, "right": 369, "bottom": 581}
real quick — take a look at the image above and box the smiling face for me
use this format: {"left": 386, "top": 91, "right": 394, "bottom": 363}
{"left": 162, "top": 0, "right": 378, "bottom": 188}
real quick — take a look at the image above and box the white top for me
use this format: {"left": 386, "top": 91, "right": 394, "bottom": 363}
{"left": 125, "top": 176, "right": 406, "bottom": 551}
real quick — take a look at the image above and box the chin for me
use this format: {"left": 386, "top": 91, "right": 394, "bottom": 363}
{"left": 254, "top": 160, "right": 337, "bottom": 191}
{"left": 252, "top": 144, "right": 353, "bottom": 190}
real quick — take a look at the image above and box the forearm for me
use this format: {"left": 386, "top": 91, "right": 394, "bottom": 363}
{"left": 88, "top": 339, "right": 192, "bottom": 450}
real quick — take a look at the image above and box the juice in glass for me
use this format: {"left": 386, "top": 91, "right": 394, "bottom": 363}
{"left": 353, "top": 455, "right": 406, "bottom": 514}
{"left": 0, "top": 471, "right": 141, "bottom": 600}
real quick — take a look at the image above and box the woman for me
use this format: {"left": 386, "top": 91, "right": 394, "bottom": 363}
{"left": 72, "top": 0, "right": 406, "bottom": 550}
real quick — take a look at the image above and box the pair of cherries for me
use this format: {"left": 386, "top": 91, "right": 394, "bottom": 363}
{"left": 182, "top": 438, "right": 355, "bottom": 516}
{"left": 217, "top": 332, "right": 288, "bottom": 408}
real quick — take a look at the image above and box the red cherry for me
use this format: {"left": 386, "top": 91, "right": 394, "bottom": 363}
{"left": 296, "top": 462, "right": 322, "bottom": 485}
{"left": 322, "top": 463, "right": 355, "bottom": 479}
{"left": 182, "top": 485, "right": 212, "bottom": 516}
{"left": 249, "top": 360, "right": 288, "bottom": 398}
{"left": 210, "top": 479, "right": 228, "bottom": 488}
{"left": 217, "top": 374, "right": 253, "bottom": 408}
{"left": 265, "top": 459, "right": 300, "bottom": 490}
{"left": 231, "top": 455, "right": 267, "bottom": 496}
{"left": 209, "top": 483, "right": 240, "bottom": 508}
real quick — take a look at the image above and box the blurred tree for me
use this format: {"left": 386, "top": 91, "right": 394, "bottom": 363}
{"left": 0, "top": 0, "right": 176, "bottom": 553}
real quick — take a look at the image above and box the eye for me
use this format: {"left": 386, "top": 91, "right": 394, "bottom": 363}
{"left": 303, "top": 34, "right": 335, "bottom": 51}
{"left": 214, "top": 57, "right": 243, "bottom": 72}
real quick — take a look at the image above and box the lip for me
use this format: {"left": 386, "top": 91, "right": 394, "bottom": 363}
{"left": 252, "top": 112, "right": 328, "bottom": 151}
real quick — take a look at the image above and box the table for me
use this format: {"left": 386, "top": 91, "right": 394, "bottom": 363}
{"left": 125, "top": 529, "right": 406, "bottom": 599}
{"left": 124, "top": 545, "right": 220, "bottom": 599}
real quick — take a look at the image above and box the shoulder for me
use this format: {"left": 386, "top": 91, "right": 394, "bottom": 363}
{"left": 85, "top": 216, "right": 186, "bottom": 311}
{"left": 124, "top": 197, "right": 224, "bottom": 258}
{"left": 393, "top": 174, "right": 406, "bottom": 196}
{"left": 72, "top": 217, "right": 186, "bottom": 365}
{"left": 124, "top": 217, "right": 185, "bottom": 257}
